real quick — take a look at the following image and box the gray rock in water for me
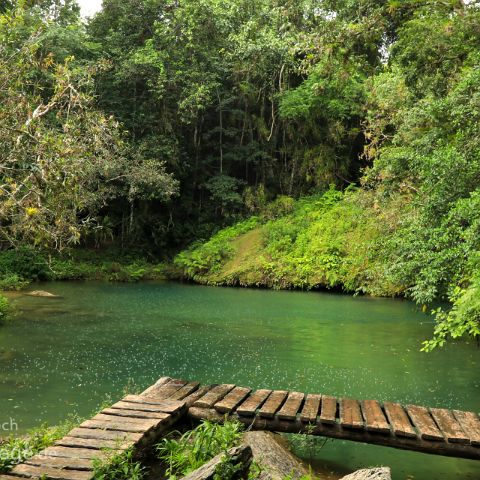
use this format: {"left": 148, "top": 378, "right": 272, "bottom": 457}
{"left": 25, "top": 290, "right": 60, "bottom": 298}
{"left": 340, "top": 467, "right": 391, "bottom": 480}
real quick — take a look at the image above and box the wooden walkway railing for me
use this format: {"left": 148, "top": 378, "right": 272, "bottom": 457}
{"left": 1, "top": 376, "right": 479, "bottom": 479}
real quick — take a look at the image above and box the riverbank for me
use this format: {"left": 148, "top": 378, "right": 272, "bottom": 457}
{"left": 0, "top": 248, "right": 171, "bottom": 292}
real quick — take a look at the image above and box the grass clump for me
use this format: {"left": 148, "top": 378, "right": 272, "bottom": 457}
{"left": 156, "top": 420, "right": 243, "bottom": 479}
{"left": 0, "top": 416, "right": 80, "bottom": 473}
{"left": 92, "top": 448, "right": 144, "bottom": 480}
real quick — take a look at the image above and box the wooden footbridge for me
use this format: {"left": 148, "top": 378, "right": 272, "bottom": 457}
{"left": 1, "top": 376, "right": 479, "bottom": 479}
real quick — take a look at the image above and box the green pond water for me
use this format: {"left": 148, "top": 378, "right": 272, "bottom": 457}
{"left": 0, "top": 281, "right": 479, "bottom": 479}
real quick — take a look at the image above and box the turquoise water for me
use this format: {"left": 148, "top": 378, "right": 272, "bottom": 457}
{"left": 0, "top": 281, "right": 479, "bottom": 479}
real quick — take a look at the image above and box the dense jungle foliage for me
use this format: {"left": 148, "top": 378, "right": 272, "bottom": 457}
{"left": 0, "top": 0, "right": 479, "bottom": 348}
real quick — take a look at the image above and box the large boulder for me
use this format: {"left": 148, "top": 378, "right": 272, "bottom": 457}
{"left": 242, "top": 431, "right": 309, "bottom": 480}
{"left": 340, "top": 467, "right": 392, "bottom": 480}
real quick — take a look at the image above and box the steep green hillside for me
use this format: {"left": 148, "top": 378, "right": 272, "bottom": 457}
{"left": 175, "top": 188, "right": 399, "bottom": 295}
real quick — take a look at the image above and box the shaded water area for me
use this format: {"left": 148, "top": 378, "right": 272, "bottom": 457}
{"left": 0, "top": 281, "right": 479, "bottom": 479}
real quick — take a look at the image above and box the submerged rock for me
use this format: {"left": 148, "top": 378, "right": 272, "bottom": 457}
{"left": 25, "top": 290, "right": 60, "bottom": 298}
{"left": 340, "top": 467, "right": 391, "bottom": 480}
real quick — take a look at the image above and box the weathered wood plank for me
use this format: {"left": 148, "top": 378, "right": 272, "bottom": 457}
{"left": 383, "top": 402, "right": 416, "bottom": 438}
{"left": 110, "top": 400, "right": 179, "bottom": 414}
{"left": 141, "top": 376, "right": 172, "bottom": 396}
{"left": 25, "top": 457, "right": 92, "bottom": 472}
{"left": 236, "top": 389, "right": 272, "bottom": 416}
{"left": 319, "top": 396, "right": 337, "bottom": 424}
{"left": 453, "top": 410, "right": 480, "bottom": 446}
{"left": 55, "top": 436, "right": 129, "bottom": 451}
{"left": 430, "top": 408, "right": 469, "bottom": 444}
{"left": 168, "top": 381, "right": 201, "bottom": 401}
{"left": 183, "top": 385, "right": 217, "bottom": 407}
{"left": 101, "top": 407, "right": 169, "bottom": 420}
{"left": 276, "top": 392, "right": 304, "bottom": 421}
{"left": 11, "top": 463, "right": 92, "bottom": 480}
{"left": 406, "top": 405, "right": 444, "bottom": 441}
{"left": 149, "top": 378, "right": 188, "bottom": 399}
{"left": 42, "top": 446, "right": 113, "bottom": 460}
{"left": 91, "top": 413, "right": 165, "bottom": 426}
{"left": 300, "top": 394, "right": 321, "bottom": 423}
{"left": 68, "top": 428, "right": 142, "bottom": 443}
{"left": 258, "top": 391, "right": 288, "bottom": 418}
{"left": 361, "top": 400, "right": 390, "bottom": 433}
{"left": 194, "top": 384, "right": 236, "bottom": 408}
{"left": 121, "top": 395, "right": 184, "bottom": 413}
{"left": 214, "top": 387, "right": 252, "bottom": 414}
{"left": 80, "top": 417, "right": 159, "bottom": 433}
{"left": 26, "top": 455, "right": 93, "bottom": 471}
{"left": 340, "top": 398, "right": 364, "bottom": 429}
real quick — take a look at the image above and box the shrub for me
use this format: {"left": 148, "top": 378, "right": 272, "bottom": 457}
{"left": 0, "top": 247, "right": 49, "bottom": 281}
{"left": 0, "top": 294, "right": 10, "bottom": 323}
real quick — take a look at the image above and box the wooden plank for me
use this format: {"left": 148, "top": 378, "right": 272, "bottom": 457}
{"left": 91, "top": 413, "right": 165, "bottom": 426}
{"left": 55, "top": 436, "right": 129, "bottom": 451}
{"left": 277, "top": 392, "right": 304, "bottom": 421}
{"left": 68, "top": 428, "right": 142, "bottom": 443}
{"left": 406, "top": 405, "right": 444, "bottom": 441}
{"left": 80, "top": 418, "right": 159, "bottom": 433}
{"left": 26, "top": 454, "right": 93, "bottom": 471}
{"left": 237, "top": 389, "right": 272, "bottom": 416}
{"left": 383, "top": 402, "right": 416, "bottom": 438}
{"left": 141, "top": 376, "right": 172, "bottom": 396}
{"left": 111, "top": 400, "right": 180, "bottom": 414}
{"left": 168, "top": 381, "right": 201, "bottom": 401}
{"left": 42, "top": 446, "right": 113, "bottom": 460}
{"left": 148, "top": 378, "right": 188, "bottom": 399}
{"left": 430, "top": 408, "right": 470, "bottom": 444}
{"left": 11, "top": 463, "right": 92, "bottom": 480}
{"left": 183, "top": 385, "right": 217, "bottom": 407}
{"left": 258, "top": 390, "right": 288, "bottom": 419}
{"left": 214, "top": 387, "right": 252, "bottom": 414}
{"left": 319, "top": 396, "right": 337, "bottom": 424}
{"left": 361, "top": 400, "right": 390, "bottom": 433}
{"left": 121, "top": 395, "right": 184, "bottom": 413}
{"left": 340, "top": 398, "right": 364, "bottom": 429}
{"left": 453, "top": 410, "right": 480, "bottom": 446}
{"left": 194, "top": 384, "right": 236, "bottom": 408}
{"left": 300, "top": 394, "right": 321, "bottom": 423}
{"left": 101, "top": 407, "right": 169, "bottom": 420}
